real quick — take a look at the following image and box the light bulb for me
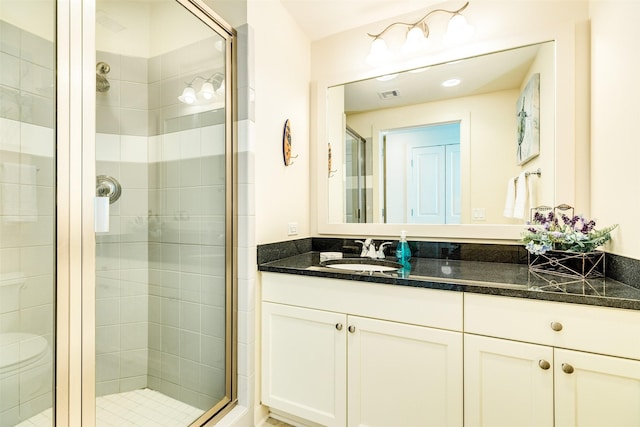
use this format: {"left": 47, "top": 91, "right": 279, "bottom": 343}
{"left": 444, "top": 13, "right": 475, "bottom": 45}
{"left": 178, "top": 86, "right": 196, "bottom": 104}
{"left": 201, "top": 81, "right": 215, "bottom": 100}
{"left": 366, "top": 37, "right": 391, "bottom": 66}
{"left": 402, "top": 25, "right": 427, "bottom": 54}
{"left": 215, "top": 79, "right": 225, "bottom": 97}
{"left": 442, "top": 78, "right": 461, "bottom": 87}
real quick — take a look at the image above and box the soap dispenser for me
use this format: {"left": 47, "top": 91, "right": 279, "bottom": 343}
{"left": 396, "top": 230, "right": 412, "bottom": 268}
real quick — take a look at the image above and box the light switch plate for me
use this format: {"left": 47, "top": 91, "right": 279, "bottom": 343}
{"left": 287, "top": 222, "right": 298, "bottom": 235}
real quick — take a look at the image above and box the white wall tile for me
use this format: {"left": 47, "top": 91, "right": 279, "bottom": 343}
{"left": 0, "top": 118, "right": 20, "bottom": 152}
{"left": 120, "top": 349, "right": 148, "bottom": 378}
{"left": 96, "top": 325, "right": 120, "bottom": 354}
{"left": 161, "top": 325, "right": 180, "bottom": 356}
{"left": 179, "top": 301, "right": 201, "bottom": 333}
{"left": 120, "top": 322, "right": 147, "bottom": 350}
{"left": 179, "top": 129, "right": 201, "bottom": 159}
{"left": 120, "top": 135, "right": 148, "bottom": 163}
{"left": 96, "top": 133, "right": 120, "bottom": 162}
{"left": 96, "top": 353, "right": 120, "bottom": 382}
{"left": 20, "top": 123, "right": 53, "bottom": 157}
{"left": 120, "top": 295, "right": 148, "bottom": 323}
{"left": 96, "top": 298, "right": 120, "bottom": 327}
{"left": 201, "top": 125, "right": 225, "bottom": 156}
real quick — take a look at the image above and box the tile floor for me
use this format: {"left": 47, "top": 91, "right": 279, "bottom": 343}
{"left": 16, "top": 388, "right": 204, "bottom": 427}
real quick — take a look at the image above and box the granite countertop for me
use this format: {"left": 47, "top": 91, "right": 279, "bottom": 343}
{"left": 258, "top": 251, "right": 640, "bottom": 310}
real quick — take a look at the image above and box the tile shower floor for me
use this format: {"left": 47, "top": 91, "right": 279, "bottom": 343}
{"left": 17, "top": 388, "right": 204, "bottom": 426}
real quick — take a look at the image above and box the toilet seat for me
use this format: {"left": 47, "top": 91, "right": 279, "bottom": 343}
{"left": 0, "top": 332, "right": 49, "bottom": 375}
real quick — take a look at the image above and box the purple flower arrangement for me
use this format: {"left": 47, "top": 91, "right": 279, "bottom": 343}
{"left": 522, "top": 211, "right": 617, "bottom": 255}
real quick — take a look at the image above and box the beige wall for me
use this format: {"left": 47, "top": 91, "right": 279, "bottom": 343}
{"left": 248, "top": 0, "right": 311, "bottom": 245}
{"left": 590, "top": 0, "right": 640, "bottom": 260}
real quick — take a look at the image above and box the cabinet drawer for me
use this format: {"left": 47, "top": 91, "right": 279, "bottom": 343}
{"left": 261, "top": 272, "right": 463, "bottom": 331}
{"left": 464, "top": 293, "right": 640, "bottom": 360}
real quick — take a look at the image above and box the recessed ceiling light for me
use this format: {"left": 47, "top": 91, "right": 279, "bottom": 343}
{"left": 442, "top": 78, "right": 461, "bottom": 87}
{"left": 376, "top": 74, "right": 398, "bottom": 82}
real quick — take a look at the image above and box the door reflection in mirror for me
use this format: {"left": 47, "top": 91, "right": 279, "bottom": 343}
{"left": 384, "top": 122, "right": 461, "bottom": 224}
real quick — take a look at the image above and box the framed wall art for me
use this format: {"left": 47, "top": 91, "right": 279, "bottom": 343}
{"left": 516, "top": 73, "right": 540, "bottom": 165}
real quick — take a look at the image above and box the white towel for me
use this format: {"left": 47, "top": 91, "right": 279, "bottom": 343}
{"left": 512, "top": 171, "right": 528, "bottom": 219}
{"left": 503, "top": 176, "right": 517, "bottom": 218}
{"left": 527, "top": 173, "right": 537, "bottom": 217}
{"left": 1, "top": 163, "right": 38, "bottom": 222}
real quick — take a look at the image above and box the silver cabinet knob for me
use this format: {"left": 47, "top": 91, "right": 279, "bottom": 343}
{"left": 550, "top": 321, "right": 563, "bottom": 332}
{"left": 335, "top": 323, "right": 343, "bottom": 331}
{"left": 538, "top": 359, "right": 551, "bottom": 370}
{"left": 562, "top": 363, "right": 575, "bottom": 374}
{"left": 348, "top": 325, "right": 356, "bottom": 333}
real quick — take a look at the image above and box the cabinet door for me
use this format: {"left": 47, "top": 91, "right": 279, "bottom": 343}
{"left": 555, "top": 348, "right": 640, "bottom": 427}
{"left": 464, "top": 334, "right": 554, "bottom": 427}
{"left": 262, "top": 302, "right": 347, "bottom": 426}
{"left": 347, "top": 316, "right": 463, "bottom": 427}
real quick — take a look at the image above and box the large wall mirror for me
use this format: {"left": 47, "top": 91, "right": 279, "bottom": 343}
{"left": 327, "top": 41, "right": 555, "bottom": 228}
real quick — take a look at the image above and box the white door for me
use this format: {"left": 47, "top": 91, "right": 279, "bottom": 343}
{"left": 555, "top": 348, "right": 640, "bottom": 427}
{"left": 262, "top": 302, "right": 347, "bottom": 427}
{"left": 407, "top": 145, "right": 446, "bottom": 224}
{"left": 407, "top": 144, "right": 461, "bottom": 224}
{"left": 464, "top": 334, "right": 554, "bottom": 427}
{"left": 348, "top": 316, "right": 463, "bottom": 427}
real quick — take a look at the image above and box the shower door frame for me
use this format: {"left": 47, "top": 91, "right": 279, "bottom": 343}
{"left": 55, "top": 0, "right": 237, "bottom": 424}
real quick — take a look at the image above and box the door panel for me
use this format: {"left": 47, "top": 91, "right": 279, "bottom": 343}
{"left": 555, "top": 349, "right": 640, "bottom": 427}
{"left": 262, "top": 302, "right": 347, "bottom": 427}
{"left": 0, "top": 4, "right": 56, "bottom": 426}
{"left": 464, "top": 334, "right": 554, "bottom": 427}
{"left": 348, "top": 316, "right": 463, "bottom": 427}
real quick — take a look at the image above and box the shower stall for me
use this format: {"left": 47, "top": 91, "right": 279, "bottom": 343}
{"left": 0, "top": 0, "right": 236, "bottom": 425}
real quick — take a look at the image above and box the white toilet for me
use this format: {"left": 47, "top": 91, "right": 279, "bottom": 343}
{"left": 0, "top": 273, "right": 52, "bottom": 424}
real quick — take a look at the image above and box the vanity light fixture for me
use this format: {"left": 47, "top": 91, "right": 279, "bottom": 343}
{"left": 178, "top": 72, "right": 225, "bottom": 104}
{"left": 366, "top": 1, "right": 475, "bottom": 66}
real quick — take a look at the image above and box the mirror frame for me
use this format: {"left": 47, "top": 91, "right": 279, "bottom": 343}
{"left": 313, "top": 24, "right": 588, "bottom": 242}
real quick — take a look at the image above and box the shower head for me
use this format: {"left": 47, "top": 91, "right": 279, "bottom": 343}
{"left": 96, "top": 73, "right": 110, "bottom": 92}
{"left": 96, "top": 61, "right": 111, "bottom": 93}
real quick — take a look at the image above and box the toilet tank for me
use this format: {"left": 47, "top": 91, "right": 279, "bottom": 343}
{"left": 0, "top": 272, "right": 26, "bottom": 314}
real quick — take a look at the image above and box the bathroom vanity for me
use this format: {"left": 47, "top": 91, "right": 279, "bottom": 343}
{"left": 259, "top": 251, "right": 640, "bottom": 427}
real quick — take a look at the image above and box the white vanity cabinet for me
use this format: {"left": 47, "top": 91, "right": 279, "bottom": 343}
{"left": 464, "top": 293, "right": 640, "bottom": 427}
{"left": 261, "top": 272, "right": 464, "bottom": 427}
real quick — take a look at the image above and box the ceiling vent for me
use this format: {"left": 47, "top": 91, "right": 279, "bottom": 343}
{"left": 378, "top": 89, "right": 400, "bottom": 100}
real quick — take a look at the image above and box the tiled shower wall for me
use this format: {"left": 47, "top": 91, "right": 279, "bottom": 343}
{"left": 0, "top": 20, "right": 55, "bottom": 425}
{"left": 95, "top": 36, "right": 226, "bottom": 410}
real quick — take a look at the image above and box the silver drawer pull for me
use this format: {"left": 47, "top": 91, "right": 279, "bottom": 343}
{"left": 348, "top": 325, "right": 356, "bottom": 333}
{"left": 335, "top": 323, "right": 343, "bottom": 331}
{"left": 550, "top": 321, "right": 563, "bottom": 332}
{"left": 538, "top": 359, "right": 551, "bottom": 370}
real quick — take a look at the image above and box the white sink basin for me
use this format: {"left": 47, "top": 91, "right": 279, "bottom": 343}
{"left": 320, "top": 258, "right": 403, "bottom": 273}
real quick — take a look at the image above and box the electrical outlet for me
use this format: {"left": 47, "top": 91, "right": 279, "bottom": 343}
{"left": 287, "top": 222, "right": 298, "bottom": 236}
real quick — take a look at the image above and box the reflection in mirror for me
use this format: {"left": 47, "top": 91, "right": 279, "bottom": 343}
{"left": 344, "top": 126, "right": 370, "bottom": 223}
{"left": 327, "top": 41, "right": 555, "bottom": 226}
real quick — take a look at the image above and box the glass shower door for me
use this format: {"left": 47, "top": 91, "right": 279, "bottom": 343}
{"left": 92, "top": 0, "right": 234, "bottom": 425}
{"left": 0, "top": 2, "right": 56, "bottom": 426}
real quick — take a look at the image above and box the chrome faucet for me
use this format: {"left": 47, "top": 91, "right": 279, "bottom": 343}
{"left": 355, "top": 239, "right": 393, "bottom": 259}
